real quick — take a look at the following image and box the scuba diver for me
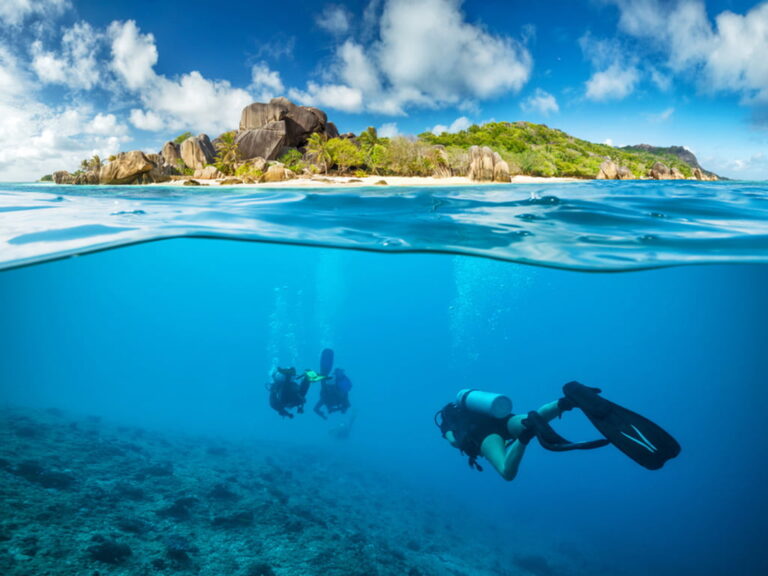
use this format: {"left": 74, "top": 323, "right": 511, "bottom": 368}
{"left": 314, "top": 367, "right": 353, "bottom": 420}
{"left": 267, "top": 367, "right": 324, "bottom": 419}
{"left": 329, "top": 411, "right": 357, "bottom": 440}
{"left": 435, "top": 382, "right": 680, "bottom": 480}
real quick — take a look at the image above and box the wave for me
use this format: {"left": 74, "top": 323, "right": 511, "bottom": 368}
{"left": 1, "top": 180, "right": 767, "bottom": 272}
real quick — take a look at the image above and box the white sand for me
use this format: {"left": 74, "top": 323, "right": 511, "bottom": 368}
{"left": 158, "top": 174, "right": 582, "bottom": 188}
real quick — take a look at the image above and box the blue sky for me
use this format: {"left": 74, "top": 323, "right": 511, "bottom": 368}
{"left": 1, "top": 0, "right": 767, "bottom": 180}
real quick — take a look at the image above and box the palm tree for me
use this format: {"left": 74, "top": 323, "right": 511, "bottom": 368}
{"left": 306, "top": 133, "right": 331, "bottom": 174}
{"left": 214, "top": 132, "right": 241, "bottom": 175}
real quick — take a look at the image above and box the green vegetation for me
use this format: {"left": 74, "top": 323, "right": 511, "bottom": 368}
{"left": 40, "top": 174, "right": 53, "bottom": 182}
{"left": 175, "top": 159, "right": 194, "bottom": 176}
{"left": 173, "top": 132, "right": 193, "bottom": 145}
{"left": 420, "top": 121, "right": 695, "bottom": 178}
{"left": 277, "top": 148, "right": 305, "bottom": 173}
{"left": 213, "top": 131, "right": 240, "bottom": 176}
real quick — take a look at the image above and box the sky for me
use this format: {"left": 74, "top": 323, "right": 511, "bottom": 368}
{"left": 0, "top": 0, "right": 767, "bottom": 181}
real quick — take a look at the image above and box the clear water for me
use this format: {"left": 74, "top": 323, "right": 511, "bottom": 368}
{"left": 1, "top": 181, "right": 767, "bottom": 575}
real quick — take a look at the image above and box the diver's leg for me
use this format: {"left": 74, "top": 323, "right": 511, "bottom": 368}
{"left": 481, "top": 434, "right": 527, "bottom": 481}
{"left": 506, "top": 400, "right": 563, "bottom": 437}
{"left": 313, "top": 399, "right": 327, "bottom": 419}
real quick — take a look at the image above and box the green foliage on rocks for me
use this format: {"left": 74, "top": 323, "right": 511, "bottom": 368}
{"left": 213, "top": 131, "right": 240, "bottom": 176}
{"left": 420, "top": 121, "right": 698, "bottom": 178}
{"left": 173, "top": 132, "right": 193, "bottom": 145}
{"left": 277, "top": 149, "right": 305, "bottom": 173}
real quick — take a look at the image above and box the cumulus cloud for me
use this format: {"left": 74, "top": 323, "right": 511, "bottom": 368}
{"left": 290, "top": 0, "right": 532, "bottom": 114}
{"left": 580, "top": 34, "right": 640, "bottom": 101}
{"left": 0, "top": 0, "right": 69, "bottom": 27}
{"left": 31, "top": 22, "right": 102, "bottom": 90}
{"left": 288, "top": 82, "right": 364, "bottom": 113}
{"left": 378, "top": 122, "right": 399, "bottom": 138}
{"left": 520, "top": 89, "right": 559, "bottom": 115}
{"left": 250, "top": 62, "right": 284, "bottom": 102}
{"left": 431, "top": 116, "right": 472, "bottom": 135}
{"left": 606, "top": 0, "right": 768, "bottom": 104}
{"left": 316, "top": 4, "right": 352, "bottom": 36}
{"left": 107, "top": 21, "right": 253, "bottom": 134}
{"left": 108, "top": 20, "right": 158, "bottom": 91}
{"left": 0, "top": 47, "right": 129, "bottom": 180}
{"left": 585, "top": 64, "right": 640, "bottom": 101}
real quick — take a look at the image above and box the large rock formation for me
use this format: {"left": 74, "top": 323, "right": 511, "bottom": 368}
{"left": 180, "top": 134, "right": 216, "bottom": 170}
{"left": 597, "top": 160, "right": 635, "bottom": 180}
{"left": 161, "top": 142, "right": 181, "bottom": 166}
{"left": 468, "top": 146, "right": 510, "bottom": 182}
{"left": 596, "top": 160, "right": 618, "bottom": 179}
{"left": 261, "top": 164, "right": 296, "bottom": 183}
{"left": 99, "top": 151, "right": 155, "bottom": 185}
{"left": 235, "top": 122, "right": 288, "bottom": 161}
{"left": 649, "top": 161, "right": 671, "bottom": 180}
{"left": 236, "top": 98, "right": 334, "bottom": 160}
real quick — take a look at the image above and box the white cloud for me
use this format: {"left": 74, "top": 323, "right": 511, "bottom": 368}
{"left": 378, "top": 122, "right": 399, "bottom": 138}
{"left": 290, "top": 0, "right": 532, "bottom": 114}
{"left": 108, "top": 21, "right": 253, "bottom": 134}
{"left": 580, "top": 34, "right": 640, "bottom": 101}
{"left": 289, "top": 82, "right": 364, "bottom": 113}
{"left": 31, "top": 22, "right": 102, "bottom": 90}
{"left": 431, "top": 116, "right": 471, "bottom": 135}
{"left": 608, "top": 0, "right": 768, "bottom": 103}
{"left": 129, "top": 109, "right": 165, "bottom": 132}
{"left": 0, "top": 35, "right": 129, "bottom": 180}
{"left": 0, "top": 0, "right": 69, "bottom": 27}
{"left": 648, "top": 107, "right": 675, "bottom": 122}
{"left": 87, "top": 113, "right": 127, "bottom": 136}
{"left": 604, "top": 138, "right": 614, "bottom": 146}
{"left": 520, "top": 88, "right": 559, "bottom": 115}
{"left": 585, "top": 63, "right": 640, "bottom": 101}
{"left": 250, "top": 62, "right": 284, "bottom": 102}
{"left": 108, "top": 20, "right": 158, "bottom": 91}
{"left": 316, "top": 4, "right": 352, "bottom": 35}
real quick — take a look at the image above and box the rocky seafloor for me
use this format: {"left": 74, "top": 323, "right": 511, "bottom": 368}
{"left": 0, "top": 406, "right": 600, "bottom": 576}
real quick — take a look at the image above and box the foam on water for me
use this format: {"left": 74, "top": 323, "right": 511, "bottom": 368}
{"left": 0, "top": 180, "right": 766, "bottom": 271}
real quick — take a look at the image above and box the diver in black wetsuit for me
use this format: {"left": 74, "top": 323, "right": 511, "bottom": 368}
{"left": 268, "top": 367, "right": 310, "bottom": 419}
{"left": 435, "top": 383, "right": 680, "bottom": 481}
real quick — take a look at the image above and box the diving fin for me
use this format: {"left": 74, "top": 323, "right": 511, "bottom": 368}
{"left": 562, "top": 381, "right": 681, "bottom": 470}
{"left": 522, "top": 410, "right": 610, "bottom": 452}
{"left": 320, "top": 348, "right": 334, "bottom": 376}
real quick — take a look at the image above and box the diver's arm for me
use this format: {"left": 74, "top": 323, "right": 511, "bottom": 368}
{"left": 445, "top": 430, "right": 459, "bottom": 448}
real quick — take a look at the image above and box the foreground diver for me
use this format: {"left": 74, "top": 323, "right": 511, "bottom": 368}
{"left": 435, "top": 382, "right": 680, "bottom": 480}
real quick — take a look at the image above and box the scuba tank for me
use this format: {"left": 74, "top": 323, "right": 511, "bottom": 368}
{"left": 456, "top": 389, "right": 512, "bottom": 419}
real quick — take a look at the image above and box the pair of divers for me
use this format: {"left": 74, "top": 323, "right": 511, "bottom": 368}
{"left": 268, "top": 349, "right": 352, "bottom": 420}
{"left": 435, "top": 382, "right": 681, "bottom": 480}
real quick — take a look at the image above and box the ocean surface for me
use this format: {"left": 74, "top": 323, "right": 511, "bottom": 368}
{"left": 1, "top": 180, "right": 767, "bottom": 576}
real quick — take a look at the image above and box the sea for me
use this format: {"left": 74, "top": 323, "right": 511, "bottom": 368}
{"left": 1, "top": 180, "right": 767, "bottom": 576}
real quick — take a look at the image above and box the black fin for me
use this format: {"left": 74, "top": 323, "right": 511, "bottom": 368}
{"left": 562, "top": 381, "right": 681, "bottom": 470}
{"left": 523, "top": 411, "right": 609, "bottom": 452}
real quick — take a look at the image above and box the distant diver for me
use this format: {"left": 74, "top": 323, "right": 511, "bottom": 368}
{"left": 329, "top": 411, "right": 357, "bottom": 440}
{"left": 435, "top": 382, "right": 681, "bottom": 480}
{"left": 267, "top": 367, "right": 322, "bottom": 419}
{"left": 313, "top": 349, "right": 353, "bottom": 420}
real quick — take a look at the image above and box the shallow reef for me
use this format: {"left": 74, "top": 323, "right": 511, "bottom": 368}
{"left": 0, "top": 406, "right": 590, "bottom": 576}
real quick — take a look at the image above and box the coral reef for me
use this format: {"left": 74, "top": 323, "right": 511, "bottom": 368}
{"left": 0, "top": 406, "right": 578, "bottom": 575}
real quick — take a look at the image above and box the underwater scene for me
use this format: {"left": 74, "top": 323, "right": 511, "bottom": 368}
{"left": 1, "top": 182, "right": 768, "bottom": 576}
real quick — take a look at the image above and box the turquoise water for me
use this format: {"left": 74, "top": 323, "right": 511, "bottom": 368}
{"left": 1, "top": 181, "right": 767, "bottom": 575}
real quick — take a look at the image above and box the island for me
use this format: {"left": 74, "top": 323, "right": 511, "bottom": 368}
{"left": 45, "top": 97, "right": 719, "bottom": 187}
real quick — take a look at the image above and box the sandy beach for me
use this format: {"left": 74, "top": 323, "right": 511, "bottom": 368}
{"left": 155, "top": 174, "right": 583, "bottom": 188}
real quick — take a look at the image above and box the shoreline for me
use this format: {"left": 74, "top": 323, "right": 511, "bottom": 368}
{"left": 152, "top": 174, "right": 584, "bottom": 188}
